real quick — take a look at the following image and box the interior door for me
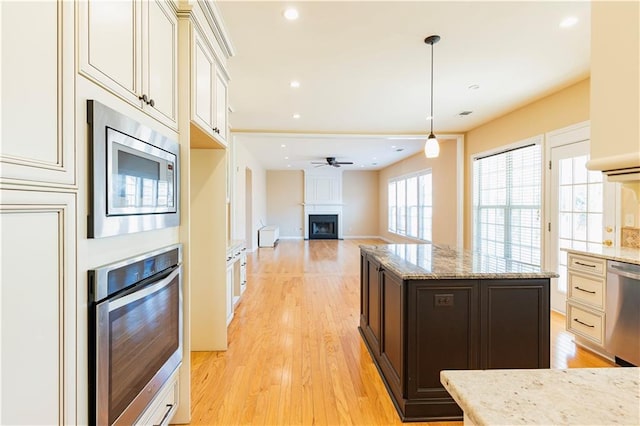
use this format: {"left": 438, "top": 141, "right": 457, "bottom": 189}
{"left": 547, "top": 140, "right": 617, "bottom": 313}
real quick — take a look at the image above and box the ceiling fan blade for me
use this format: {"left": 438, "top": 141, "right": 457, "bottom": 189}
{"left": 336, "top": 161, "right": 354, "bottom": 165}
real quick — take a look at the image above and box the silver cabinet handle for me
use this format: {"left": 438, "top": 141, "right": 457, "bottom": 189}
{"left": 154, "top": 404, "right": 173, "bottom": 426}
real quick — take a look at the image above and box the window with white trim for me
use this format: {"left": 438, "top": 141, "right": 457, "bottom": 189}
{"left": 388, "top": 170, "right": 432, "bottom": 241}
{"left": 473, "top": 142, "right": 542, "bottom": 267}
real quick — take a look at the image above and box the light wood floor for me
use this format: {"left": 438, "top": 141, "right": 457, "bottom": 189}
{"left": 189, "top": 239, "right": 613, "bottom": 425}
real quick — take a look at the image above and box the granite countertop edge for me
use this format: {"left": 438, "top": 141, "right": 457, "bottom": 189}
{"left": 361, "top": 244, "right": 558, "bottom": 280}
{"left": 562, "top": 247, "right": 640, "bottom": 266}
{"left": 440, "top": 368, "right": 640, "bottom": 426}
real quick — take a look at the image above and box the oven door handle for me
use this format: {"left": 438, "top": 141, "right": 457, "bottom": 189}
{"left": 108, "top": 266, "right": 181, "bottom": 311}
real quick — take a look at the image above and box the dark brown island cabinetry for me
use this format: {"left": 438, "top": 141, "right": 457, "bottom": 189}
{"left": 359, "top": 248, "right": 551, "bottom": 422}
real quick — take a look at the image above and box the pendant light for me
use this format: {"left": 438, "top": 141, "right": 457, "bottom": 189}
{"left": 424, "top": 35, "right": 440, "bottom": 158}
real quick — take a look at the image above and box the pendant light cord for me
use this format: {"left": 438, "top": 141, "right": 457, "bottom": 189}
{"left": 430, "top": 42, "right": 434, "bottom": 135}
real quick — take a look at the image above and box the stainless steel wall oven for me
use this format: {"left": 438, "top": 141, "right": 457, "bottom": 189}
{"left": 87, "top": 100, "right": 180, "bottom": 238}
{"left": 89, "top": 244, "right": 183, "bottom": 425}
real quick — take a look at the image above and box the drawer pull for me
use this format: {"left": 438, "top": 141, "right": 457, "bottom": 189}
{"left": 574, "top": 286, "right": 596, "bottom": 294}
{"left": 575, "top": 261, "right": 596, "bottom": 268}
{"left": 573, "top": 318, "right": 595, "bottom": 328}
{"left": 154, "top": 404, "right": 174, "bottom": 426}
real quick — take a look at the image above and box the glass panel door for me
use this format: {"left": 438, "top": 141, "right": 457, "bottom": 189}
{"left": 548, "top": 140, "right": 617, "bottom": 313}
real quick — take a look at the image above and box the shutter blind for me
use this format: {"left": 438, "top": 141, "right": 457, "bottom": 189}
{"left": 473, "top": 143, "right": 542, "bottom": 267}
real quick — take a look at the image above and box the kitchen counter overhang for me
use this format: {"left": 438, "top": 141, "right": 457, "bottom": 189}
{"left": 441, "top": 367, "right": 640, "bottom": 425}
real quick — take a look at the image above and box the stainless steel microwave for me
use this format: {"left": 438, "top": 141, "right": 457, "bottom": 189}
{"left": 88, "top": 100, "right": 180, "bottom": 238}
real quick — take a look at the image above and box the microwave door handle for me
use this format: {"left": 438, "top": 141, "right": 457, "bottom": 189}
{"left": 108, "top": 266, "right": 181, "bottom": 312}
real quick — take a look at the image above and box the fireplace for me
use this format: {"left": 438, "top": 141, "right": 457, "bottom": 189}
{"left": 309, "top": 214, "right": 338, "bottom": 240}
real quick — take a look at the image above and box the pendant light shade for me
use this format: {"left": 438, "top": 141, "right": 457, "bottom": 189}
{"left": 424, "top": 35, "right": 440, "bottom": 159}
{"left": 424, "top": 132, "right": 440, "bottom": 158}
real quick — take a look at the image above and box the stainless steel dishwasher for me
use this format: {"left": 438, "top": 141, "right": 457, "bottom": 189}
{"left": 605, "top": 260, "right": 640, "bottom": 366}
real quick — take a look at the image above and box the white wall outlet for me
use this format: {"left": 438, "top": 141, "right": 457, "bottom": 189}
{"left": 624, "top": 214, "right": 635, "bottom": 227}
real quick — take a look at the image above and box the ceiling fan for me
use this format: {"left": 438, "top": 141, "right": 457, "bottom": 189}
{"left": 311, "top": 157, "right": 354, "bottom": 168}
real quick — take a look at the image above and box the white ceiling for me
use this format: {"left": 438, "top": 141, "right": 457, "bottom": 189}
{"left": 217, "top": 1, "right": 591, "bottom": 171}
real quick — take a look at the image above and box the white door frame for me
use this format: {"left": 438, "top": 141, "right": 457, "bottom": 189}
{"left": 544, "top": 121, "right": 619, "bottom": 313}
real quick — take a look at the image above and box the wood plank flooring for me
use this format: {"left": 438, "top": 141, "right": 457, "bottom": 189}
{"left": 189, "top": 239, "right": 613, "bottom": 425}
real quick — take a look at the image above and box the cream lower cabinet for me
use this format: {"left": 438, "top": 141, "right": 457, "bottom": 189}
{"left": 226, "top": 257, "right": 234, "bottom": 325}
{"left": 78, "top": 0, "right": 178, "bottom": 130}
{"left": 134, "top": 369, "right": 179, "bottom": 426}
{"left": 0, "top": 0, "right": 75, "bottom": 186}
{"left": 566, "top": 253, "right": 607, "bottom": 346}
{"left": 0, "top": 189, "right": 77, "bottom": 424}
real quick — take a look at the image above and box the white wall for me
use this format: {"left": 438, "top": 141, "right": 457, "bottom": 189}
{"left": 233, "top": 135, "right": 268, "bottom": 250}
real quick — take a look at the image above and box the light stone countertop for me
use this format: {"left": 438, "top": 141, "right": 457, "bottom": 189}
{"left": 563, "top": 246, "right": 640, "bottom": 266}
{"left": 360, "top": 244, "right": 558, "bottom": 280}
{"left": 441, "top": 368, "right": 640, "bottom": 426}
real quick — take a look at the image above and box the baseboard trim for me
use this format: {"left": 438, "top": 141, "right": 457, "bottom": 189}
{"left": 279, "top": 236, "right": 304, "bottom": 240}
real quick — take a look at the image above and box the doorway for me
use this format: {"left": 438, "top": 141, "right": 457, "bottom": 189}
{"left": 546, "top": 125, "right": 617, "bottom": 313}
{"left": 245, "top": 167, "right": 253, "bottom": 250}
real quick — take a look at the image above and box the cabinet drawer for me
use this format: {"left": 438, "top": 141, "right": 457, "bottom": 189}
{"left": 567, "top": 272, "right": 605, "bottom": 309}
{"left": 135, "top": 377, "right": 178, "bottom": 426}
{"left": 568, "top": 254, "right": 605, "bottom": 277}
{"left": 566, "top": 303, "right": 604, "bottom": 345}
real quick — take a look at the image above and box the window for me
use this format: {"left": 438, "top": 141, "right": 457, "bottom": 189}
{"left": 388, "top": 170, "right": 432, "bottom": 241}
{"left": 473, "top": 142, "right": 542, "bottom": 267}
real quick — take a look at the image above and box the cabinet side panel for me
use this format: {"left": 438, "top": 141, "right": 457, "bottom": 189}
{"left": 482, "top": 280, "right": 550, "bottom": 369}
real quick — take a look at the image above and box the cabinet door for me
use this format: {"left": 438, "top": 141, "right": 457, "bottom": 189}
{"left": 407, "top": 280, "right": 478, "bottom": 401}
{"left": 364, "top": 257, "right": 382, "bottom": 355}
{"left": 192, "top": 27, "right": 215, "bottom": 133}
{"left": 226, "top": 263, "right": 234, "bottom": 325}
{"left": 480, "top": 279, "right": 550, "bottom": 369}
{"left": 142, "top": 0, "right": 178, "bottom": 129}
{"left": 214, "top": 68, "right": 228, "bottom": 144}
{"left": 1, "top": 0, "right": 75, "bottom": 186}
{"left": 78, "top": 0, "right": 142, "bottom": 106}
{"left": 379, "top": 270, "right": 403, "bottom": 402}
{"left": 0, "top": 189, "right": 76, "bottom": 424}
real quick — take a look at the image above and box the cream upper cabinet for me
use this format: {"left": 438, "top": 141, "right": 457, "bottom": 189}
{"left": 142, "top": 0, "right": 178, "bottom": 127}
{"left": 190, "top": 19, "right": 230, "bottom": 147}
{"left": 588, "top": 1, "right": 640, "bottom": 177}
{"left": 78, "top": 0, "right": 178, "bottom": 130}
{"left": 192, "top": 26, "right": 215, "bottom": 131}
{"left": 214, "top": 70, "right": 229, "bottom": 144}
{"left": 0, "top": 0, "right": 75, "bottom": 186}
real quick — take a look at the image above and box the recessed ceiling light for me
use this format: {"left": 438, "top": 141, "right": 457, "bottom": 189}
{"left": 284, "top": 156, "right": 289, "bottom": 160}
{"left": 290, "top": 80, "right": 300, "bottom": 88}
{"left": 559, "top": 16, "right": 578, "bottom": 28}
{"left": 281, "top": 144, "right": 286, "bottom": 148}
{"left": 287, "top": 164, "right": 291, "bottom": 168}
{"left": 283, "top": 8, "right": 299, "bottom": 20}
{"left": 468, "top": 84, "right": 480, "bottom": 90}
{"left": 360, "top": 165, "right": 365, "bottom": 168}
{"left": 391, "top": 145, "right": 396, "bottom": 148}
{"left": 292, "top": 113, "right": 300, "bottom": 119}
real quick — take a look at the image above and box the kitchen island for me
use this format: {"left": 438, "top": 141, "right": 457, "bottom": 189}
{"left": 440, "top": 367, "right": 640, "bottom": 425}
{"left": 359, "top": 244, "right": 558, "bottom": 422}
